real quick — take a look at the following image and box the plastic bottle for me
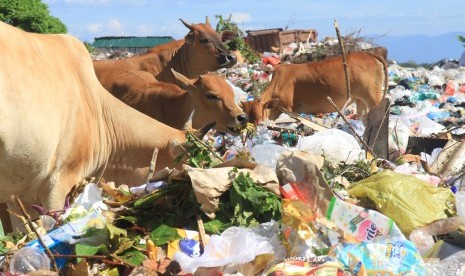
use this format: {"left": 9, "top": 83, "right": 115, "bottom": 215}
{"left": 9, "top": 247, "right": 50, "bottom": 274}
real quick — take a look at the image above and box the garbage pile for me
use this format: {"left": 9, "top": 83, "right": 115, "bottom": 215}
{"left": 2, "top": 58, "right": 465, "bottom": 276}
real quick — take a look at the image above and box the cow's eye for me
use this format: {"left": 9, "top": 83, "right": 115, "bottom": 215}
{"left": 206, "top": 94, "right": 220, "bottom": 101}
{"left": 199, "top": 38, "right": 210, "bottom": 44}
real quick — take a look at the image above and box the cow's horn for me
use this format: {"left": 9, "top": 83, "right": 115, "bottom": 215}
{"left": 194, "top": 121, "right": 216, "bottom": 139}
{"left": 179, "top": 19, "right": 193, "bottom": 31}
{"left": 183, "top": 109, "right": 195, "bottom": 131}
{"left": 205, "top": 16, "right": 210, "bottom": 25}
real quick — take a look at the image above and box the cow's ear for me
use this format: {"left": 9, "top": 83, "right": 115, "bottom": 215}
{"left": 220, "top": 30, "right": 236, "bottom": 43}
{"left": 264, "top": 98, "right": 279, "bottom": 109}
{"left": 238, "top": 100, "right": 245, "bottom": 109}
{"left": 171, "top": 68, "right": 193, "bottom": 90}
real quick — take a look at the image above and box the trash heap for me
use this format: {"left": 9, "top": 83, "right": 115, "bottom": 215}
{"left": 2, "top": 59, "right": 465, "bottom": 276}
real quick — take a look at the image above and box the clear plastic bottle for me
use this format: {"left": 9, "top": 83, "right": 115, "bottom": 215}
{"left": 9, "top": 247, "right": 50, "bottom": 274}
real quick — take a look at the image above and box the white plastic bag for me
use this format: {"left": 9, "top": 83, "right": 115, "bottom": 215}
{"left": 174, "top": 222, "right": 284, "bottom": 274}
{"left": 296, "top": 129, "right": 364, "bottom": 164}
{"left": 250, "top": 143, "right": 287, "bottom": 169}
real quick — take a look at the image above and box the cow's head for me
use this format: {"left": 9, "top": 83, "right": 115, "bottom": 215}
{"left": 180, "top": 17, "right": 237, "bottom": 70}
{"left": 172, "top": 69, "right": 247, "bottom": 134}
{"left": 240, "top": 97, "right": 280, "bottom": 124}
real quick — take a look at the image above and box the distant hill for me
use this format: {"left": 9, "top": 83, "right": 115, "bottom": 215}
{"left": 373, "top": 31, "right": 465, "bottom": 64}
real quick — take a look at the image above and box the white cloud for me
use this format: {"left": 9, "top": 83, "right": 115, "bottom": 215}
{"left": 85, "top": 19, "right": 127, "bottom": 38}
{"left": 107, "top": 19, "right": 123, "bottom": 33}
{"left": 230, "top": 13, "right": 252, "bottom": 23}
{"left": 86, "top": 23, "right": 101, "bottom": 34}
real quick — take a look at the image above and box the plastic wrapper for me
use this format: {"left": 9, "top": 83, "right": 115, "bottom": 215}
{"left": 167, "top": 229, "right": 207, "bottom": 259}
{"left": 329, "top": 237, "right": 425, "bottom": 275}
{"left": 281, "top": 199, "right": 326, "bottom": 258}
{"left": 348, "top": 170, "right": 456, "bottom": 235}
{"left": 326, "top": 196, "right": 404, "bottom": 242}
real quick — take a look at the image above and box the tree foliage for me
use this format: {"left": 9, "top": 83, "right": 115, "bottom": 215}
{"left": 215, "top": 14, "right": 260, "bottom": 64}
{"left": 459, "top": 35, "right": 465, "bottom": 48}
{"left": 0, "top": 0, "right": 67, "bottom": 34}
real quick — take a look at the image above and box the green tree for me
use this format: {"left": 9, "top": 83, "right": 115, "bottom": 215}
{"left": 215, "top": 14, "right": 260, "bottom": 64}
{"left": 458, "top": 35, "right": 465, "bottom": 48}
{"left": 0, "top": 0, "right": 67, "bottom": 34}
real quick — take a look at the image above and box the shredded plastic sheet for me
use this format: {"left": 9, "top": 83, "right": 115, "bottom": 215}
{"left": 348, "top": 170, "right": 456, "bottom": 235}
{"left": 329, "top": 237, "right": 425, "bottom": 275}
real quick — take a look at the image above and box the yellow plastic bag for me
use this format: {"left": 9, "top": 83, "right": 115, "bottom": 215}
{"left": 348, "top": 170, "right": 455, "bottom": 235}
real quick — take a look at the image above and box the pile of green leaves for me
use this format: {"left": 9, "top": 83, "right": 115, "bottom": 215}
{"left": 321, "top": 157, "right": 374, "bottom": 190}
{"left": 0, "top": 232, "right": 25, "bottom": 255}
{"left": 175, "top": 132, "right": 222, "bottom": 169}
{"left": 204, "top": 169, "right": 282, "bottom": 234}
{"left": 215, "top": 14, "right": 260, "bottom": 64}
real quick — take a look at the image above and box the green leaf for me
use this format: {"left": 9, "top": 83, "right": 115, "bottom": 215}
{"left": 133, "top": 189, "right": 169, "bottom": 209}
{"left": 100, "top": 267, "right": 120, "bottom": 276}
{"left": 75, "top": 244, "right": 108, "bottom": 262}
{"left": 114, "top": 238, "right": 135, "bottom": 255}
{"left": 203, "top": 213, "right": 232, "bottom": 234}
{"left": 118, "top": 248, "right": 146, "bottom": 267}
{"left": 106, "top": 223, "right": 127, "bottom": 239}
{"left": 149, "top": 224, "right": 182, "bottom": 246}
{"left": 114, "top": 216, "right": 138, "bottom": 228}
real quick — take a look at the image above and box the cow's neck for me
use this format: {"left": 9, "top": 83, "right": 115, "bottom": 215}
{"left": 156, "top": 44, "right": 204, "bottom": 83}
{"left": 134, "top": 87, "right": 193, "bottom": 130}
{"left": 100, "top": 92, "right": 185, "bottom": 185}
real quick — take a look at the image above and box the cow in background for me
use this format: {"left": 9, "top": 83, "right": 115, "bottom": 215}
{"left": 0, "top": 21, "right": 213, "bottom": 231}
{"left": 241, "top": 52, "right": 388, "bottom": 122}
{"left": 93, "top": 17, "right": 237, "bottom": 90}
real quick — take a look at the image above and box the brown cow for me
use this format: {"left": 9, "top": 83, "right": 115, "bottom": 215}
{"left": 0, "top": 22, "right": 213, "bottom": 231}
{"left": 93, "top": 18, "right": 237, "bottom": 90}
{"left": 241, "top": 52, "right": 388, "bottom": 122}
{"left": 110, "top": 69, "right": 247, "bottom": 133}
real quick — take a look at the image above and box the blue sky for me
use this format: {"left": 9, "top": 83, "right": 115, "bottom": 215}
{"left": 44, "top": 0, "right": 465, "bottom": 62}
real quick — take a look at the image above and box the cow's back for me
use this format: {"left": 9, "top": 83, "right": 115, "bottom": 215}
{"left": 0, "top": 22, "right": 105, "bottom": 207}
{"left": 293, "top": 52, "right": 386, "bottom": 114}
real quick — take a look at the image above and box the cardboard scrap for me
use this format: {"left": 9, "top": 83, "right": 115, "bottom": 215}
{"left": 184, "top": 164, "right": 280, "bottom": 219}
{"left": 430, "top": 139, "right": 465, "bottom": 178}
{"left": 362, "top": 98, "right": 390, "bottom": 160}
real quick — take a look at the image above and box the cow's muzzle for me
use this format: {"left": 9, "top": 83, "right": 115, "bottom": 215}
{"left": 218, "top": 53, "right": 237, "bottom": 68}
{"left": 227, "top": 113, "right": 248, "bottom": 133}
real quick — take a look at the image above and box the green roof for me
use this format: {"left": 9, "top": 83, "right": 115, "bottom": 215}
{"left": 92, "top": 36, "right": 175, "bottom": 48}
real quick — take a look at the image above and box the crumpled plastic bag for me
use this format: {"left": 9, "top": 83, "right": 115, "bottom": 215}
{"left": 296, "top": 129, "right": 365, "bottom": 164}
{"left": 348, "top": 170, "right": 456, "bottom": 235}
